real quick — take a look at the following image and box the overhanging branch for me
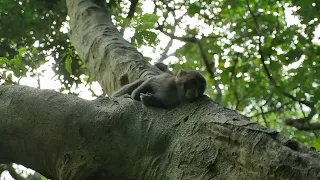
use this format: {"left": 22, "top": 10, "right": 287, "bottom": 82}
{"left": 120, "top": 0, "right": 139, "bottom": 35}
{"left": 285, "top": 106, "right": 320, "bottom": 130}
{"left": 158, "top": 11, "right": 185, "bottom": 62}
{"left": 195, "top": 39, "right": 222, "bottom": 103}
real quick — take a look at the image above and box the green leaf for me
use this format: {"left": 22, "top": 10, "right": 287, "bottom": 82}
{"left": 17, "top": 47, "right": 27, "bottom": 55}
{"left": 135, "top": 30, "right": 158, "bottom": 46}
{"left": 188, "top": 3, "right": 201, "bottom": 16}
{"left": 312, "top": 138, "right": 320, "bottom": 151}
{"left": 0, "top": 57, "right": 8, "bottom": 65}
{"left": 65, "top": 55, "right": 73, "bottom": 75}
{"left": 7, "top": 73, "right": 12, "bottom": 81}
{"left": 10, "top": 55, "right": 22, "bottom": 65}
{"left": 139, "top": 14, "right": 159, "bottom": 29}
{"left": 142, "top": 30, "right": 157, "bottom": 44}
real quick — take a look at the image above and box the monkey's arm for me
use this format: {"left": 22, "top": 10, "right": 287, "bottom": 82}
{"left": 140, "top": 93, "right": 168, "bottom": 109}
{"left": 131, "top": 78, "right": 155, "bottom": 100}
{"left": 112, "top": 78, "right": 147, "bottom": 97}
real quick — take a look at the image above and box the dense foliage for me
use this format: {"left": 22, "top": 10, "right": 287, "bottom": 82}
{"left": 0, "top": 1, "right": 319, "bottom": 177}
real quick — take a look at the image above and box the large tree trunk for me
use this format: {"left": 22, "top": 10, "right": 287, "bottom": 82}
{"left": 66, "top": 0, "right": 161, "bottom": 95}
{"left": 0, "top": 0, "right": 320, "bottom": 179}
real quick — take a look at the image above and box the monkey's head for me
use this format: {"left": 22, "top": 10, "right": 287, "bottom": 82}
{"left": 176, "top": 70, "right": 207, "bottom": 102}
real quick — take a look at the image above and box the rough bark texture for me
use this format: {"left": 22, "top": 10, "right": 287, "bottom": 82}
{"left": 1, "top": 85, "right": 320, "bottom": 180}
{"left": 1, "top": 0, "right": 320, "bottom": 179}
{"left": 67, "top": 0, "right": 161, "bottom": 95}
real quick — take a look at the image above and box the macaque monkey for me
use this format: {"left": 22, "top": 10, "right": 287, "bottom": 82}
{"left": 154, "top": 62, "right": 172, "bottom": 74}
{"left": 112, "top": 70, "right": 206, "bottom": 109}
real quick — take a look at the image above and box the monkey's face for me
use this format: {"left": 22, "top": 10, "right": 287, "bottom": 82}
{"left": 177, "top": 70, "right": 207, "bottom": 102}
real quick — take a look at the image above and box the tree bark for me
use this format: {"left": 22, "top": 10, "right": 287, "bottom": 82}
{"left": 0, "top": 0, "right": 320, "bottom": 179}
{"left": 66, "top": 0, "right": 161, "bottom": 95}
{"left": 1, "top": 85, "right": 320, "bottom": 179}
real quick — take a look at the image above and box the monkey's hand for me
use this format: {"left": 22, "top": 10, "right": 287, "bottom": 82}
{"left": 140, "top": 93, "right": 152, "bottom": 103}
{"left": 112, "top": 78, "right": 148, "bottom": 97}
{"left": 140, "top": 93, "right": 167, "bottom": 109}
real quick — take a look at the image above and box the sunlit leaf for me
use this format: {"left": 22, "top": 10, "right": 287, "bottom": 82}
{"left": 65, "top": 55, "right": 73, "bottom": 75}
{"left": 139, "top": 14, "right": 159, "bottom": 29}
{"left": 0, "top": 57, "right": 8, "bottom": 65}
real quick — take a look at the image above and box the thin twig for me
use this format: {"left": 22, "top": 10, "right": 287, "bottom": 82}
{"left": 0, "top": 74, "right": 18, "bottom": 85}
{"left": 120, "top": 0, "right": 139, "bottom": 35}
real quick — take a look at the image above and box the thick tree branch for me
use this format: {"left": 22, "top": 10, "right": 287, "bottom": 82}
{"left": 0, "top": 85, "right": 105, "bottom": 179}
{"left": 2, "top": 85, "right": 320, "bottom": 179}
{"left": 1, "top": 85, "right": 181, "bottom": 179}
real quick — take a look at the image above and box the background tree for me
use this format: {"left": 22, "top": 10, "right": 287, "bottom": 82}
{"left": 0, "top": 0, "right": 320, "bottom": 179}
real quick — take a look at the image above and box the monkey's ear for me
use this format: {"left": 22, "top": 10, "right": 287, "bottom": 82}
{"left": 177, "top": 69, "right": 187, "bottom": 77}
